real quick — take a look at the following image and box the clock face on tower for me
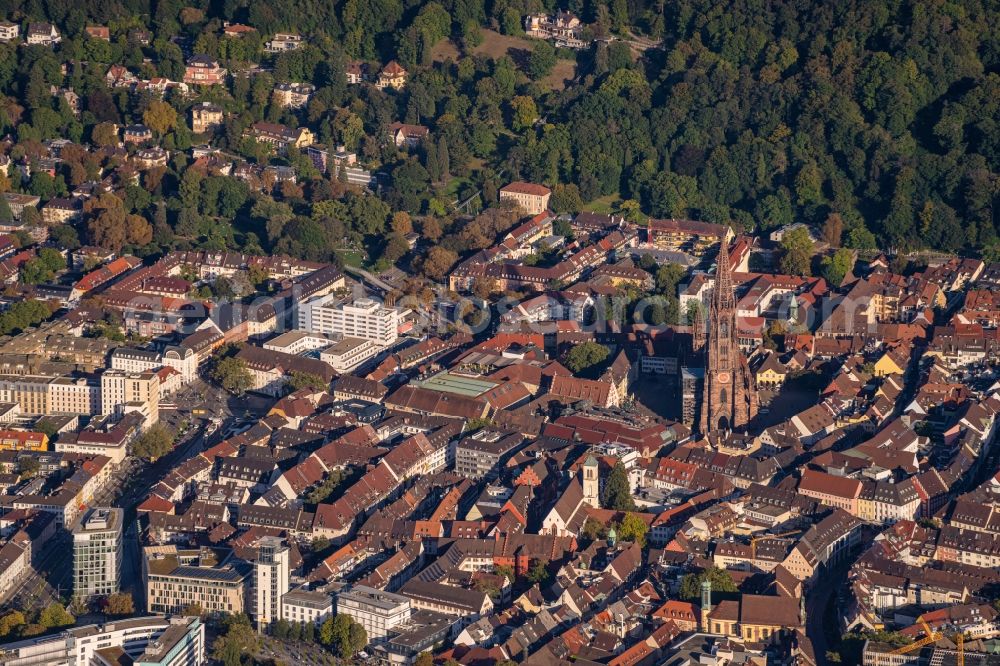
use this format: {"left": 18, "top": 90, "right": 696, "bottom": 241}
{"left": 717, "top": 371, "right": 731, "bottom": 384}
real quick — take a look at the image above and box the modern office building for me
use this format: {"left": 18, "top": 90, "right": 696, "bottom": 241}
{"left": 336, "top": 585, "right": 412, "bottom": 642}
{"left": 0, "top": 616, "right": 205, "bottom": 666}
{"left": 144, "top": 545, "right": 250, "bottom": 616}
{"left": 253, "top": 537, "right": 290, "bottom": 630}
{"left": 454, "top": 430, "right": 525, "bottom": 481}
{"left": 319, "top": 336, "right": 378, "bottom": 372}
{"left": 297, "top": 296, "right": 403, "bottom": 348}
{"left": 72, "top": 507, "right": 124, "bottom": 601}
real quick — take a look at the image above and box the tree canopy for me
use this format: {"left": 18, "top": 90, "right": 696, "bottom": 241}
{"left": 564, "top": 341, "right": 610, "bottom": 375}
{"left": 131, "top": 423, "right": 175, "bottom": 461}
{"left": 602, "top": 461, "right": 635, "bottom": 511}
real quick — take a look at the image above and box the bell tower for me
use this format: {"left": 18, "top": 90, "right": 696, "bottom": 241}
{"left": 581, "top": 455, "right": 599, "bottom": 507}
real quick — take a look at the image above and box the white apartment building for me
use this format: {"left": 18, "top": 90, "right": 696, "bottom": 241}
{"left": 111, "top": 346, "right": 198, "bottom": 385}
{"left": 101, "top": 369, "right": 160, "bottom": 425}
{"left": 253, "top": 537, "right": 290, "bottom": 630}
{"left": 48, "top": 377, "right": 101, "bottom": 415}
{"left": 320, "top": 337, "right": 377, "bottom": 373}
{"left": 72, "top": 507, "right": 124, "bottom": 601}
{"left": 336, "top": 585, "right": 412, "bottom": 642}
{"left": 57, "top": 437, "right": 129, "bottom": 466}
{"left": 0, "top": 541, "right": 29, "bottom": 600}
{"left": 281, "top": 588, "right": 333, "bottom": 626}
{"left": 0, "top": 22, "right": 19, "bottom": 41}
{"left": 111, "top": 348, "right": 164, "bottom": 373}
{"left": 297, "top": 296, "right": 403, "bottom": 348}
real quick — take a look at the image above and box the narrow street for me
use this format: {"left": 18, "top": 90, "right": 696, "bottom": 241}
{"left": 113, "top": 419, "right": 221, "bottom": 613}
{"left": 805, "top": 545, "right": 865, "bottom": 665}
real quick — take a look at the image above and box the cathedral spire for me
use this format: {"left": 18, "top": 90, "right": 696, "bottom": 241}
{"left": 698, "top": 236, "right": 757, "bottom": 436}
{"left": 712, "top": 237, "right": 735, "bottom": 312}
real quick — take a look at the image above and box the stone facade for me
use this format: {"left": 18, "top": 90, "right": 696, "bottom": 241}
{"left": 698, "top": 241, "right": 758, "bottom": 434}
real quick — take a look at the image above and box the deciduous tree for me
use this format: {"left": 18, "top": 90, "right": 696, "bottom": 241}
{"left": 564, "top": 341, "right": 610, "bottom": 375}
{"left": 132, "top": 423, "right": 175, "bottom": 461}
{"left": 616, "top": 513, "right": 648, "bottom": 546}
{"left": 105, "top": 592, "right": 135, "bottom": 616}
{"left": 142, "top": 100, "right": 177, "bottom": 136}
{"left": 779, "top": 226, "right": 814, "bottom": 276}
{"left": 420, "top": 246, "right": 457, "bottom": 281}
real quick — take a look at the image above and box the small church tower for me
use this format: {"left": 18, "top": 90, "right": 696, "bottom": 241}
{"left": 581, "top": 455, "right": 599, "bottom": 507}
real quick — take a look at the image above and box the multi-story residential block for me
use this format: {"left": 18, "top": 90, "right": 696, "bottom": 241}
{"left": 0, "top": 429, "right": 47, "bottom": 451}
{"left": 3, "top": 192, "right": 41, "bottom": 220}
{"left": 272, "top": 82, "right": 315, "bottom": 109}
{"left": 265, "top": 33, "right": 303, "bottom": 53}
{"left": 499, "top": 182, "right": 552, "bottom": 216}
{"left": 48, "top": 376, "right": 102, "bottom": 415}
{"left": 0, "top": 22, "right": 20, "bottom": 41}
{"left": 253, "top": 537, "right": 290, "bottom": 630}
{"left": 55, "top": 412, "right": 144, "bottom": 466}
{"left": 184, "top": 55, "right": 227, "bottom": 86}
{"left": 281, "top": 588, "right": 333, "bottom": 626}
{"left": 190, "top": 101, "right": 224, "bottom": 133}
{"left": 644, "top": 218, "right": 733, "bottom": 256}
{"left": 41, "top": 197, "right": 81, "bottom": 224}
{"left": 100, "top": 369, "right": 161, "bottom": 425}
{"left": 336, "top": 585, "right": 412, "bottom": 642}
{"left": 0, "top": 375, "right": 53, "bottom": 415}
{"left": 305, "top": 144, "right": 374, "bottom": 186}
{"left": 454, "top": 430, "right": 524, "bottom": 480}
{"left": 246, "top": 122, "right": 314, "bottom": 154}
{"left": 0, "top": 541, "right": 30, "bottom": 599}
{"left": 298, "top": 296, "right": 403, "bottom": 348}
{"left": 72, "top": 507, "right": 124, "bottom": 601}
{"left": 26, "top": 22, "right": 60, "bottom": 45}
{"left": 375, "top": 61, "right": 407, "bottom": 90}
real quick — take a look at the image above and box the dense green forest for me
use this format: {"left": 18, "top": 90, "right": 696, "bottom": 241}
{"left": 0, "top": 0, "right": 996, "bottom": 260}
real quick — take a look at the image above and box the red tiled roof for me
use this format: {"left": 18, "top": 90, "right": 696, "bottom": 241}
{"left": 799, "top": 468, "right": 862, "bottom": 499}
{"left": 501, "top": 181, "right": 552, "bottom": 197}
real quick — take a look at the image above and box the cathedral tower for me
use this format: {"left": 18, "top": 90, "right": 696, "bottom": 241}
{"left": 698, "top": 241, "right": 757, "bottom": 435}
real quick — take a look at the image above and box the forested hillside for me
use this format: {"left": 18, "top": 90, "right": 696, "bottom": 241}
{"left": 0, "top": 0, "right": 996, "bottom": 257}
{"left": 524, "top": 0, "right": 1000, "bottom": 254}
